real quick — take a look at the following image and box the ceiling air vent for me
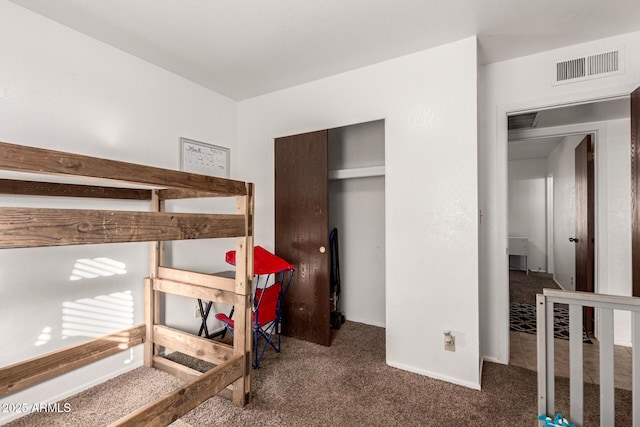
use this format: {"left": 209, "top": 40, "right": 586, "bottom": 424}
{"left": 553, "top": 47, "right": 624, "bottom": 86}
{"left": 508, "top": 112, "right": 538, "bottom": 130}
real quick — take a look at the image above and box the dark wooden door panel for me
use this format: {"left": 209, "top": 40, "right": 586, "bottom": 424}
{"left": 275, "top": 130, "right": 331, "bottom": 346}
{"left": 575, "top": 134, "right": 594, "bottom": 334}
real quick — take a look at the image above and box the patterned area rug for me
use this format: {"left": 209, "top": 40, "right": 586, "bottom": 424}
{"left": 510, "top": 302, "right": 592, "bottom": 343}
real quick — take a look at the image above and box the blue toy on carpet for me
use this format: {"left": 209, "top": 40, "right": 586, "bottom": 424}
{"left": 538, "top": 413, "right": 575, "bottom": 427}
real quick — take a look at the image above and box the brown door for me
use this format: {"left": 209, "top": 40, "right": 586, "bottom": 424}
{"left": 275, "top": 130, "right": 331, "bottom": 346}
{"left": 574, "top": 134, "right": 595, "bottom": 334}
{"left": 632, "top": 86, "right": 640, "bottom": 297}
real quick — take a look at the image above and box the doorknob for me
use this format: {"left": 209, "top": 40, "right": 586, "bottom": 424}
{"left": 319, "top": 246, "right": 326, "bottom": 253}
{"left": 569, "top": 237, "right": 579, "bottom": 243}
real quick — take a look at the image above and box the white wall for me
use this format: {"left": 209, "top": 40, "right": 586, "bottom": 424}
{"left": 238, "top": 37, "right": 480, "bottom": 388}
{"left": 328, "top": 121, "right": 385, "bottom": 327}
{"left": 0, "top": 3, "right": 237, "bottom": 422}
{"left": 479, "top": 31, "right": 640, "bottom": 363}
{"left": 601, "top": 118, "right": 633, "bottom": 344}
{"left": 329, "top": 177, "right": 385, "bottom": 326}
{"left": 507, "top": 158, "right": 547, "bottom": 272}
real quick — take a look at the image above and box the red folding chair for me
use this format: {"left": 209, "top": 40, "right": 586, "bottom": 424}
{"left": 215, "top": 246, "right": 294, "bottom": 368}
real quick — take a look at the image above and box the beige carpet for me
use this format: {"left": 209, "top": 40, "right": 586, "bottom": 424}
{"left": 7, "top": 321, "right": 632, "bottom": 426}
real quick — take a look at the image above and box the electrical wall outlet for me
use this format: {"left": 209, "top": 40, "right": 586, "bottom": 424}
{"left": 444, "top": 331, "right": 456, "bottom": 352}
{"left": 194, "top": 304, "right": 201, "bottom": 319}
{"left": 444, "top": 336, "right": 455, "bottom": 351}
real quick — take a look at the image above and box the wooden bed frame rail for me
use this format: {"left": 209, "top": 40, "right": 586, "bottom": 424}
{"left": 0, "top": 141, "right": 254, "bottom": 425}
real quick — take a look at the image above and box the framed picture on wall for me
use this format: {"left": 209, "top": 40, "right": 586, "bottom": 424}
{"left": 179, "top": 137, "right": 230, "bottom": 178}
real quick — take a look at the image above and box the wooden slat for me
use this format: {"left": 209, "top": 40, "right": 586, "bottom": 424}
{"left": 245, "top": 182, "right": 255, "bottom": 238}
{"left": 143, "top": 279, "right": 155, "bottom": 367}
{"left": 111, "top": 355, "right": 243, "bottom": 427}
{"left": 245, "top": 184, "right": 255, "bottom": 401}
{"left": 153, "top": 325, "right": 234, "bottom": 365}
{"left": 0, "top": 141, "right": 247, "bottom": 196}
{"left": 145, "top": 192, "right": 161, "bottom": 365}
{"left": 148, "top": 191, "right": 165, "bottom": 359}
{"left": 158, "top": 188, "right": 232, "bottom": 200}
{"left": 569, "top": 304, "right": 584, "bottom": 426}
{"left": 233, "top": 240, "right": 252, "bottom": 296}
{"left": 0, "top": 324, "right": 145, "bottom": 396}
{"left": 232, "top": 292, "right": 252, "bottom": 406}
{"left": 158, "top": 266, "right": 236, "bottom": 293}
{"left": 235, "top": 186, "right": 254, "bottom": 297}
{"left": 0, "top": 207, "right": 245, "bottom": 248}
{"left": 233, "top": 186, "right": 254, "bottom": 405}
{"left": 153, "top": 278, "right": 235, "bottom": 305}
{"left": 600, "top": 308, "right": 615, "bottom": 425}
{"left": 152, "top": 355, "right": 202, "bottom": 383}
{"left": 149, "top": 190, "right": 163, "bottom": 280}
{"left": 0, "top": 178, "right": 151, "bottom": 200}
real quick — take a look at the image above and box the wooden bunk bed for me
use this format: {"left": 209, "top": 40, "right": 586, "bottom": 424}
{"left": 0, "top": 141, "right": 254, "bottom": 426}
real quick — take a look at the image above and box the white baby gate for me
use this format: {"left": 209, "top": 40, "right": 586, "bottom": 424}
{"left": 537, "top": 288, "right": 640, "bottom": 426}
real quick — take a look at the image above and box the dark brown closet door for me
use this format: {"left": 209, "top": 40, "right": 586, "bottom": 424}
{"left": 275, "top": 130, "right": 331, "bottom": 346}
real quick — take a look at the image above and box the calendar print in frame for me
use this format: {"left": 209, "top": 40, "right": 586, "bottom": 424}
{"left": 179, "top": 137, "right": 229, "bottom": 178}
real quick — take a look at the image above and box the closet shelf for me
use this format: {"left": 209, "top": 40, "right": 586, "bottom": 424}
{"left": 328, "top": 165, "right": 385, "bottom": 180}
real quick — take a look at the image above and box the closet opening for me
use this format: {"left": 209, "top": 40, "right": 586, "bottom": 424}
{"left": 328, "top": 120, "right": 386, "bottom": 331}
{"left": 274, "top": 119, "right": 385, "bottom": 345}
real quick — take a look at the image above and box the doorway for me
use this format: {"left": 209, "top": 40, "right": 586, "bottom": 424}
{"left": 506, "top": 97, "right": 631, "bottom": 366}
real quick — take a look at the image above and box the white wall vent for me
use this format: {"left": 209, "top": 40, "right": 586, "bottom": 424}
{"left": 553, "top": 47, "right": 624, "bottom": 85}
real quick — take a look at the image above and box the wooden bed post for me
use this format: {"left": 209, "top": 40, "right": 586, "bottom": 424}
{"left": 233, "top": 183, "right": 254, "bottom": 406}
{"left": 145, "top": 190, "right": 165, "bottom": 367}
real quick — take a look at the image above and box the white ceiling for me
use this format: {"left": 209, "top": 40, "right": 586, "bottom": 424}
{"left": 10, "top": 0, "right": 640, "bottom": 100}
{"left": 508, "top": 137, "right": 565, "bottom": 161}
